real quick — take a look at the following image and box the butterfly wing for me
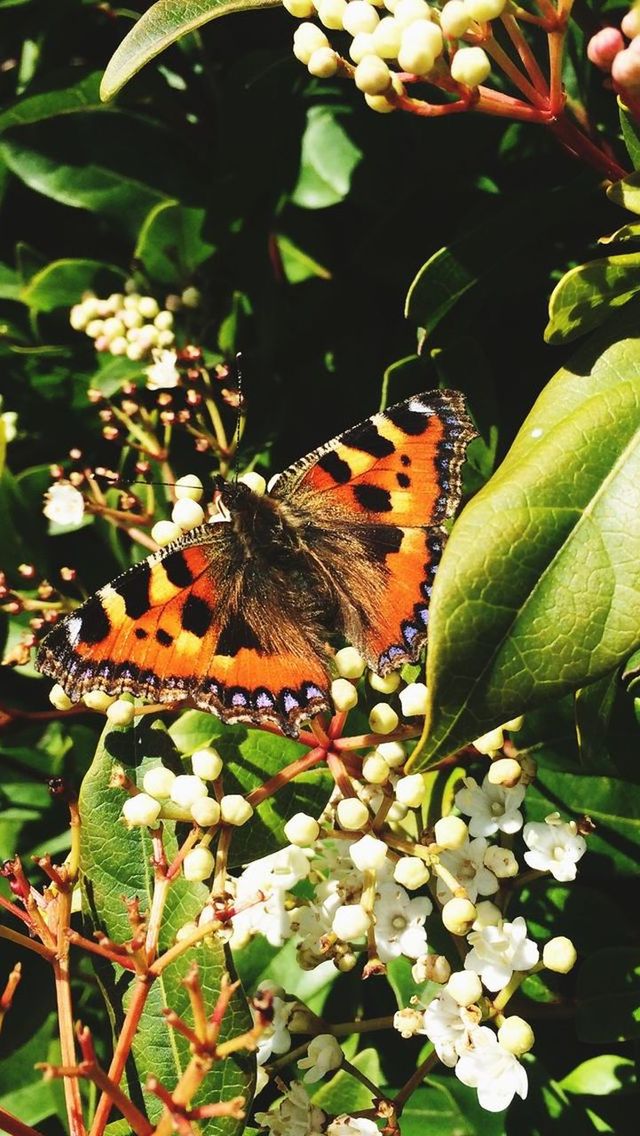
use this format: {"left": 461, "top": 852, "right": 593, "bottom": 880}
{"left": 271, "top": 390, "right": 476, "bottom": 674}
{"left": 37, "top": 524, "right": 331, "bottom": 736}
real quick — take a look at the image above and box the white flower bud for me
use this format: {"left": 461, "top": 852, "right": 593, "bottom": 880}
{"left": 85, "top": 319, "right": 104, "bottom": 339}
{"left": 543, "top": 936, "right": 577, "bottom": 974}
{"left": 102, "top": 317, "right": 125, "bottom": 341}
{"left": 434, "top": 815, "right": 468, "bottom": 849}
{"left": 450, "top": 44, "right": 491, "bottom": 86}
{"left": 170, "top": 774, "right": 208, "bottom": 809}
{"left": 355, "top": 54, "right": 392, "bottom": 93}
{"left": 122, "top": 308, "right": 143, "bottom": 329}
{"left": 70, "top": 303, "right": 90, "bottom": 331}
{"left": 335, "top": 646, "right": 366, "bottom": 679}
{"left": 191, "top": 747, "right": 223, "bottom": 780}
{"left": 157, "top": 329, "right": 175, "bottom": 347}
{"left": 126, "top": 341, "right": 146, "bottom": 361}
{"left": 375, "top": 740, "right": 405, "bottom": 767}
{"left": 172, "top": 498, "right": 205, "bottom": 531}
{"left": 399, "top": 681, "right": 428, "bottom": 717}
{"left": 220, "top": 794, "right": 254, "bottom": 826}
{"left": 487, "top": 757, "right": 522, "bottom": 787}
{"left": 317, "top": 0, "right": 347, "bottom": 29}
{"left": 284, "top": 812, "right": 320, "bottom": 846}
{"left": 336, "top": 797, "right": 369, "bottom": 830}
{"left": 369, "top": 702, "right": 399, "bottom": 734}
{"left": 394, "top": 855, "right": 429, "bottom": 889}
{"left": 393, "top": 1007, "right": 424, "bottom": 1037}
{"left": 109, "top": 336, "right": 128, "bottom": 356}
{"left": 369, "top": 670, "right": 401, "bottom": 693}
{"left": 175, "top": 920, "right": 198, "bottom": 942}
{"left": 446, "top": 970, "right": 483, "bottom": 1005}
{"left": 238, "top": 471, "right": 267, "bottom": 495}
{"left": 175, "top": 474, "right": 204, "bottom": 502}
{"left": 183, "top": 846, "right": 215, "bottom": 882}
{"left": 503, "top": 715, "right": 524, "bottom": 731}
{"left": 362, "top": 752, "right": 390, "bottom": 784}
{"left": 191, "top": 797, "right": 221, "bottom": 827}
{"left": 307, "top": 48, "right": 339, "bottom": 79}
{"left": 331, "top": 678, "right": 359, "bottom": 712}
{"left": 398, "top": 20, "right": 442, "bottom": 73}
{"left": 83, "top": 690, "right": 116, "bottom": 712}
{"left": 138, "top": 296, "right": 159, "bottom": 320}
{"left": 442, "top": 897, "right": 477, "bottom": 935}
{"left": 350, "top": 32, "right": 376, "bottom": 62}
{"left": 387, "top": 800, "right": 409, "bottom": 821}
{"left": 332, "top": 903, "right": 371, "bottom": 940}
{"left": 465, "top": 0, "right": 507, "bottom": 21}
{"left": 395, "top": 773, "right": 426, "bottom": 807}
{"left": 122, "top": 793, "right": 162, "bottom": 828}
{"left": 440, "top": 0, "right": 470, "bottom": 37}
{"left": 293, "top": 22, "right": 330, "bottom": 63}
{"left": 349, "top": 833, "right": 388, "bottom": 871}
{"left": 498, "top": 1016, "right": 535, "bottom": 1056}
{"left": 123, "top": 291, "right": 140, "bottom": 308}
{"left": 484, "top": 845, "right": 518, "bottom": 878}
{"left": 623, "top": 8, "right": 640, "bottom": 39}
{"left": 343, "top": 1, "right": 380, "bottom": 36}
{"left": 106, "top": 700, "right": 135, "bottom": 727}
{"left": 394, "top": 0, "right": 431, "bottom": 27}
{"left": 151, "top": 520, "right": 183, "bottom": 546}
{"left": 181, "top": 286, "right": 201, "bottom": 308}
{"left": 283, "top": 0, "right": 316, "bottom": 14}
{"left": 412, "top": 953, "right": 451, "bottom": 984}
{"left": 142, "top": 765, "right": 176, "bottom": 799}
{"left": 472, "top": 726, "right": 504, "bottom": 755}
{"left": 372, "top": 15, "right": 402, "bottom": 57}
{"left": 473, "top": 899, "right": 502, "bottom": 929}
{"left": 137, "top": 324, "right": 159, "bottom": 349}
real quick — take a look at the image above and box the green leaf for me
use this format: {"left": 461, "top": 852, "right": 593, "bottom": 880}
{"left": 79, "top": 717, "right": 254, "bottom": 1132}
{"left": 275, "top": 234, "right": 332, "bottom": 285}
{"left": 20, "top": 258, "right": 125, "bottom": 312}
{"left": 599, "top": 221, "right": 640, "bottom": 244}
{"left": 0, "top": 1017, "right": 58, "bottom": 1125}
{"left": 574, "top": 671, "right": 619, "bottom": 774}
{"left": 291, "top": 106, "right": 363, "bottom": 210}
{"left": 0, "top": 71, "right": 105, "bottom": 134}
{"left": 560, "top": 1055, "right": 637, "bottom": 1096}
{"left": 414, "top": 306, "right": 640, "bottom": 767}
{"left": 134, "top": 200, "right": 216, "bottom": 285}
{"left": 0, "top": 261, "right": 21, "bottom": 301}
{"left": 168, "top": 711, "right": 332, "bottom": 865}
{"left": 312, "top": 1048, "right": 381, "bottom": 1113}
{"left": 544, "top": 254, "right": 640, "bottom": 344}
{"left": 621, "top": 646, "right": 640, "bottom": 694}
{"left": 607, "top": 171, "right": 640, "bottom": 214}
{"left": 619, "top": 100, "right": 640, "bottom": 170}
{"left": 100, "top": 0, "right": 282, "bottom": 100}
{"left": 576, "top": 947, "right": 640, "bottom": 1042}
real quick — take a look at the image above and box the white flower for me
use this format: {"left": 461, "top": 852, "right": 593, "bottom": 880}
{"left": 43, "top": 482, "right": 85, "bottom": 527}
{"left": 254, "top": 983, "right": 294, "bottom": 1067}
{"left": 145, "top": 348, "right": 180, "bottom": 389}
{"left": 522, "top": 818, "right": 587, "bottom": 882}
{"left": 373, "top": 881, "right": 431, "bottom": 962}
{"left": 435, "top": 837, "right": 499, "bottom": 903}
{"left": 327, "top": 1117, "right": 379, "bottom": 1136}
{"left": 1, "top": 409, "right": 17, "bottom": 442}
{"left": 464, "top": 916, "right": 539, "bottom": 991}
{"left": 455, "top": 775, "right": 525, "bottom": 838}
{"left": 393, "top": 1007, "right": 424, "bottom": 1038}
{"left": 230, "top": 846, "right": 311, "bottom": 949}
{"left": 421, "top": 989, "right": 481, "bottom": 1067}
{"left": 297, "top": 1033, "right": 343, "bottom": 1083}
{"left": 254, "top": 1080, "right": 326, "bottom": 1136}
{"left": 455, "top": 1026, "right": 528, "bottom": 1112}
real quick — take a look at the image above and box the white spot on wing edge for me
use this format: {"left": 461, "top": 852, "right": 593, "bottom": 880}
{"left": 66, "top": 615, "right": 82, "bottom": 646}
{"left": 408, "top": 396, "right": 433, "bottom": 416}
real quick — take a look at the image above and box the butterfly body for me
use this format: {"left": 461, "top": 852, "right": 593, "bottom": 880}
{"left": 37, "top": 391, "right": 476, "bottom": 736}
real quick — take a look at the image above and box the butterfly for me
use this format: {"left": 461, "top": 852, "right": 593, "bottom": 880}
{"left": 37, "top": 391, "right": 476, "bottom": 737}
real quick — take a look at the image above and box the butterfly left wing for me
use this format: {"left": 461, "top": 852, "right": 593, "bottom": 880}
{"left": 270, "top": 390, "right": 476, "bottom": 675}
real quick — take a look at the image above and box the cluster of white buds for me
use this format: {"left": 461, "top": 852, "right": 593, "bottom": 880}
{"left": 69, "top": 290, "right": 175, "bottom": 362}
{"left": 588, "top": 3, "right": 640, "bottom": 100}
{"left": 284, "top": 0, "right": 507, "bottom": 113}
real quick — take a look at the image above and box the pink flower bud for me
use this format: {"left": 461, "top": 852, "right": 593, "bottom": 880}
{"left": 622, "top": 8, "right": 640, "bottom": 40}
{"left": 612, "top": 44, "right": 640, "bottom": 93}
{"left": 587, "top": 27, "right": 624, "bottom": 72}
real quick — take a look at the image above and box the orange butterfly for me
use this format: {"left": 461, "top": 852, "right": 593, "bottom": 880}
{"left": 37, "top": 391, "right": 475, "bottom": 736}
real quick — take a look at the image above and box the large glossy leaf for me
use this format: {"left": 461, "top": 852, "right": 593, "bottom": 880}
{"left": 0, "top": 72, "right": 105, "bottom": 134}
{"left": 413, "top": 306, "right": 640, "bottom": 767}
{"left": 544, "top": 254, "right": 640, "bottom": 344}
{"left": 291, "top": 106, "right": 363, "bottom": 210}
{"left": 20, "top": 259, "right": 125, "bottom": 312}
{"left": 134, "top": 201, "right": 216, "bottom": 285}
{"left": 100, "top": 0, "right": 282, "bottom": 101}
{"left": 79, "top": 717, "right": 254, "bottom": 1132}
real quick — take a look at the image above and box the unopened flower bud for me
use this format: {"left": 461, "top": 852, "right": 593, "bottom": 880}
{"left": 335, "top": 646, "right": 366, "bottom": 679}
{"left": 191, "top": 747, "right": 223, "bottom": 780}
{"left": 332, "top": 677, "right": 359, "bottom": 712}
{"left": 83, "top": 690, "right": 116, "bottom": 712}
{"left": 487, "top": 757, "right": 522, "bottom": 787}
{"left": 175, "top": 920, "right": 198, "bottom": 942}
{"left": 349, "top": 833, "right": 388, "bottom": 870}
{"left": 446, "top": 970, "right": 483, "bottom": 1006}
{"left": 394, "top": 855, "right": 429, "bottom": 889}
{"left": 442, "top": 897, "right": 477, "bottom": 935}
{"left": 498, "top": 1016, "right": 535, "bottom": 1056}
{"left": 543, "top": 936, "right": 577, "bottom": 973}
{"left": 171, "top": 774, "right": 208, "bottom": 809}
{"left": 183, "top": 846, "right": 215, "bottom": 882}
{"left": 375, "top": 740, "right": 405, "bottom": 767}
{"left": 122, "top": 793, "right": 161, "bottom": 827}
{"left": 175, "top": 474, "right": 204, "bottom": 501}
{"left": 362, "top": 752, "right": 390, "bottom": 784}
{"left": 152, "top": 520, "right": 183, "bottom": 546}
{"left": 308, "top": 46, "right": 339, "bottom": 76}
{"left": 317, "top": 0, "right": 347, "bottom": 29}
{"left": 372, "top": 16, "right": 402, "bottom": 57}
{"left": 332, "top": 903, "right": 371, "bottom": 940}
{"left": 369, "top": 670, "right": 401, "bottom": 693}
{"left": 335, "top": 950, "right": 358, "bottom": 972}
{"left": 172, "top": 498, "right": 205, "bottom": 530}
{"left": 369, "top": 702, "right": 399, "bottom": 734}
{"left": 350, "top": 32, "right": 376, "bottom": 63}
{"left": 106, "top": 700, "right": 135, "bottom": 727}
{"left": 142, "top": 765, "right": 176, "bottom": 799}
{"left": 343, "top": 0, "right": 380, "bottom": 36}
{"left": 394, "top": 0, "right": 431, "bottom": 27}
{"left": 220, "top": 795, "right": 254, "bottom": 826}
{"left": 336, "top": 797, "right": 369, "bottom": 830}
{"left": 238, "top": 471, "right": 267, "bottom": 495}
{"left": 434, "top": 815, "right": 468, "bottom": 849}
{"left": 395, "top": 773, "right": 426, "bottom": 807}
{"left": 472, "top": 726, "right": 504, "bottom": 755}
{"left": 191, "top": 797, "right": 221, "bottom": 827}
{"left": 138, "top": 296, "right": 159, "bottom": 320}
{"left": 399, "top": 681, "right": 428, "bottom": 717}
{"left": 283, "top": 0, "right": 315, "bottom": 14}
{"left": 412, "top": 953, "right": 451, "bottom": 984}
{"left": 465, "top": 0, "right": 507, "bottom": 20}
{"left": 622, "top": 7, "right": 640, "bottom": 40}
{"left": 49, "top": 683, "right": 73, "bottom": 711}
{"left": 284, "top": 812, "right": 320, "bottom": 846}
{"left": 355, "top": 54, "right": 392, "bottom": 94}
{"left": 450, "top": 45, "right": 491, "bottom": 86}
{"left": 484, "top": 845, "right": 519, "bottom": 879}
{"left": 293, "top": 22, "right": 330, "bottom": 63}
{"left": 393, "top": 1007, "right": 424, "bottom": 1037}
{"left": 440, "top": 0, "right": 470, "bottom": 37}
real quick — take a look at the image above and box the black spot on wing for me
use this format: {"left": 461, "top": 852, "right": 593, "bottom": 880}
{"left": 318, "top": 450, "right": 352, "bottom": 484}
{"left": 156, "top": 628, "right": 173, "bottom": 647}
{"left": 79, "top": 595, "right": 111, "bottom": 644}
{"left": 386, "top": 403, "right": 430, "bottom": 436}
{"left": 359, "top": 524, "right": 404, "bottom": 563}
{"left": 396, "top": 472, "right": 410, "bottom": 488}
{"left": 400, "top": 454, "right": 411, "bottom": 467}
{"left": 216, "top": 611, "right": 262, "bottom": 657}
{"left": 353, "top": 484, "right": 393, "bottom": 512}
{"left": 182, "top": 594, "right": 214, "bottom": 638}
{"left": 134, "top": 628, "right": 148, "bottom": 640}
{"left": 342, "top": 420, "right": 395, "bottom": 458}
{"left": 163, "top": 550, "right": 195, "bottom": 589}
{"left": 114, "top": 561, "right": 151, "bottom": 619}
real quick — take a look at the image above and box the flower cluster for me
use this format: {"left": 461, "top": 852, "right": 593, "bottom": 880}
{"left": 588, "top": 3, "right": 640, "bottom": 111}
{"left": 70, "top": 289, "right": 176, "bottom": 362}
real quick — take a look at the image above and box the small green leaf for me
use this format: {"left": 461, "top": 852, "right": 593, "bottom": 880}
{"left": 607, "top": 171, "right": 640, "bottom": 214}
{"left": 101, "top": 0, "right": 282, "bottom": 101}
{"left": 312, "top": 1049, "right": 381, "bottom": 1113}
{"left": 574, "top": 671, "right": 619, "bottom": 774}
{"left": 0, "top": 261, "right": 21, "bottom": 300}
{"left": 413, "top": 306, "right": 640, "bottom": 766}
{"left": 0, "top": 71, "right": 105, "bottom": 134}
{"left": 291, "top": 106, "right": 363, "bottom": 210}
{"left": 275, "top": 234, "right": 332, "bottom": 285}
{"left": 619, "top": 100, "right": 640, "bottom": 170}
{"left": 135, "top": 200, "right": 216, "bottom": 285}
{"left": 545, "top": 254, "right": 640, "bottom": 344}
{"left": 576, "top": 947, "right": 640, "bottom": 1042}
{"left": 20, "top": 258, "right": 125, "bottom": 312}
{"left": 599, "top": 221, "right": 640, "bottom": 244}
{"left": 560, "top": 1055, "right": 637, "bottom": 1096}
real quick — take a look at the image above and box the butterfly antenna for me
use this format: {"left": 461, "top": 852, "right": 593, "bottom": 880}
{"left": 232, "top": 351, "right": 244, "bottom": 482}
